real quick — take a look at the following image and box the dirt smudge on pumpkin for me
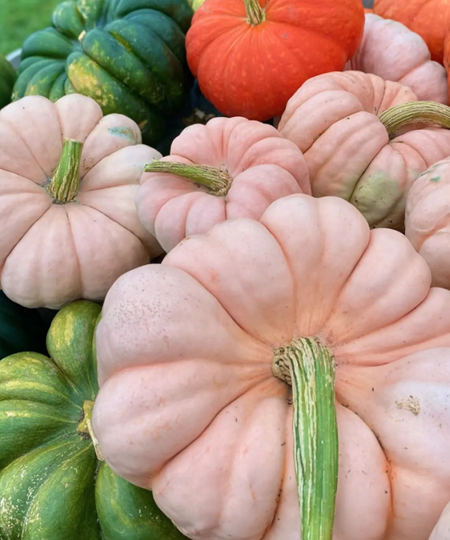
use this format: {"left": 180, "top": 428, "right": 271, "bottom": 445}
{"left": 395, "top": 396, "right": 420, "bottom": 415}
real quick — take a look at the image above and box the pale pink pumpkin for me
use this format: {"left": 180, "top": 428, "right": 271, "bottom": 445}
{"left": 346, "top": 14, "right": 448, "bottom": 104}
{"left": 137, "top": 116, "right": 310, "bottom": 252}
{"left": 0, "top": 94, "right": 162, "bottom": 309}
{"left": 278, "top": 70, "right": 450, "bottom": 230}
{"left": 430, "top": 502, "right": 450, "bottom": 539}
{"left": 405, "top": 157, "right": 450, "bottom": 289}
{"left": 94, "top": 195, "right": 450, "bottom": 540}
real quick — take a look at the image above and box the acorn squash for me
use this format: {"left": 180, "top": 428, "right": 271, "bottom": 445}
{"left": 13, "top": 0, "right": 193, "bottom": 146}
{"left": 0, "top": 300, "right": 187, "bottom": 540}
{"left": 0, "top": 56, "right": 16, "bottom": 109}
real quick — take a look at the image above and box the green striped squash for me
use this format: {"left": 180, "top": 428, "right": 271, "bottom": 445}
{"left": 0, "top": 300, "right": 188, "bottom": 540}
{"left": 13, "top": 0, "right": 193, "bottom": 145}
{"left": 0, "top": 56, "right": 16, "bottom": 109}
{"left": 0, "top": 292, "right": 50, "bottom": 360}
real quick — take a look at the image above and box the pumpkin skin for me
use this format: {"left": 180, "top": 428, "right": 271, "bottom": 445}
{"left": 0, "top": 292, "right": 50, "bottom": 360}
{"left": 13, "top": 0, "right": 193, "bottom": 145}
{"left": 346, "top": 14, "right": 448, "bottom": 104}
{"left": 278, "top": 70, "right": 450, "bottom": 230}
{"left": 405, "top": 157, "right": 450, "bottom": 289}
{"left": 373, "top": 0, "right": 450, "bottom": 63}
{"left": 137, "top": 117, "right": 311, "bottom": 252}
{"left": 430, "top": 503, "right": 450, "bottom": 539}
{"left": 0, "top": 56, "right": 16, "bottom": 110}
{"left": 444, "top": 32, "right": 450, "bottom": 104}
{"left": 0, "top": 94, "right": 163, "bottom": 310}
{"left": 0, "top": 300, "right": 188, "bottom": 540}
{"left": 186, "top": 0, "right": 365, "bottom": 121}
{"left": 93, "top": 194, "right": 450, "bottom": 540}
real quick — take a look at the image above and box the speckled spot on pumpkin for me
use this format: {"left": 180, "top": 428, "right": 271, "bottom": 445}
{"left": 430, "top": 177, "right": 441, "bottom": 182}
{"left": 108, "top": 127, "right": 139, "bottom": 144}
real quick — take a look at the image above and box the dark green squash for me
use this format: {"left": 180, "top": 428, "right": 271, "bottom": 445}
{"left": 0, "top": 56, "right": 16, "bottom": 109}
{"left": 0, "top": 300, "right": 188, "bottom": 540}
{"left": 13, "top": 0, "right": 194, "bottom": 146}
{"left": 0, "top": 292, "right": 50, "bottom": 360}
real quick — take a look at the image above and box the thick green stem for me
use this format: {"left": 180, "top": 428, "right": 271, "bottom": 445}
{"left": 273, "top": 338, "right": 338, "bottom": 540}
{"left": 77, "top": 400, "right": 104, "bottom": 461}
{"left": 244, "top": 0, "right": 265, "bottom": 25}
{"left": 145, "top": 160, "right": 233, "bottom": 197}
{"left": 48, "top": 139, "right": 83, "bottom": 203}
{"left": 379, "top": 101, "right": 450, "bottom": 138}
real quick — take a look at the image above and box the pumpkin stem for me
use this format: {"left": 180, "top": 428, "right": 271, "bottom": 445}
{"left": 379, "top": 101, "right": 450, "bottom": 138}
{"left": 273, "top": 338, "right": 338, "bottom": 540}
{"left": 145, "top": 160, "right": 233, "bottom": 197}
{"left": 243, "top": 0, "right": 265, "bottom": 25}
{"left": 48, "top": 138, "right": 83, "bottom": 204}
{"left": 77, "top": 400, "right": 105, "bottom": 462}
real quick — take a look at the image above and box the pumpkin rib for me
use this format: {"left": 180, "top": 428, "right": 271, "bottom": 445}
{"left": 64, "top": 206, "right": 85, "bottom": 295}
{"left": 0, "top": 118, "right": 49, "bottom": 181}
{"left": 77, "top": 196, "right": 149, "bottom": 252}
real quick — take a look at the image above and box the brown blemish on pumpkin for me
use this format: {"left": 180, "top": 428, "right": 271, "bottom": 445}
{"left": 395, "top": 396, "right": 420, "bottom": 415}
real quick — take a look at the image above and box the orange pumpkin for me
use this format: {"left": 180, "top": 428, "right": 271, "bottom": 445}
{"left": 186, "top": 0, "right": 365, "bottom": 121}
{"left": 373, "top": 0, "right": 450, "bottom": 63}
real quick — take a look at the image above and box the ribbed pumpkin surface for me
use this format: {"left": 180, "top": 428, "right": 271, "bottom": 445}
{"left": 13, "top": 0, "right": 193, "bottom": 145}
{"left": 0, "top": 300, "right": 187, "bottom": 540}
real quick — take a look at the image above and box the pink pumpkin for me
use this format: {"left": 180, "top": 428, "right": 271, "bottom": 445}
{"left": 0, "top": 94, "right": 162, "bottom": 309}
{"left": 137, "top": 117, "right": 310, "bottom": 252}
{"left": 346, "top": 14, "right": 448, "bottom": 104}
{"left": 279, "top": 71, "right": 450, "bottom": 230}
{"left": 94, "top": 195, "right": 450, "bottom": 540}
{"left": 430, "top": 503, "right": 450, "bottom": 539}
{"left": 406, "top": 157, "right": 450, "bottom": 289}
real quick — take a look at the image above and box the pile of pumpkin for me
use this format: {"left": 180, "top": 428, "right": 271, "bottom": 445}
{"left": 2, "top": 0, "right": 450, "bottom": 539}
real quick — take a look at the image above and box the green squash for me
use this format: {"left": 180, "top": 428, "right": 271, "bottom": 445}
{"left": 0, "top": 55, "right": 16, "bottom": 109}
{"left": 0, "top": 300, "right": 188, "bottom": 540}
{"left": 0, "top": 292, "right": 50, "bottom": 360}
{"left": 13, "top": 0, "right": 194, "bottom": 146}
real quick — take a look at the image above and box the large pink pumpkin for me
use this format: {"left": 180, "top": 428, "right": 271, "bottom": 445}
{"left": 430, "top": 503, "right": 450, "bottom": 539}
{"left": 94, "top": 195, "right": 450, "bottom": 540}
{"left": 278, "top": 71, "right": 450, "bottom": 230}
{"left": 137, "top": 117, "right": 310, "bottom": 252}
{"left": 405, "top": 157, "right": 450, "bottom": 289}
{"left": 346, "top": 14, "right": 448, "bottom": 104}
{"left": 0, "top": 94, "right": 162, "bottom": 309}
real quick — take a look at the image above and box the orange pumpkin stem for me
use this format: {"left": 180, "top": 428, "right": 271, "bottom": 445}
{"left": 273, "top": 338, "right": 338, "bottom": 540}
{"left": 243, "top": 0, "right": 265, "bottom": 25}
{"left": 48, "top": 138, "right": 83, "bottom": 204}
{"left": 380, "top": 101, "right": 450, "bottom": 138}
{"left": 145, "top": 160, "right": 233, "bottom": 197}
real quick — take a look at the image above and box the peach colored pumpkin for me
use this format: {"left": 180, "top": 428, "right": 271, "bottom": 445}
{"left": 405, "top": 157, "right": 450, "bottom": 289}
{"left": 430, "top": 502, "right": 450, "bottom": 539}
{"left": 0, "top": 94, "right": 162, "bottom": 309}
{"left": 278, "top": 71, "right": 450, "bottom": 230}
{"left": 94, "top": 194, "right": 450, "bottom": 540}
{"left": 137, "top": 117, "right": 310, "bottom": 252}
{"left": 346, "top": 14, "right": 448, "bottom": 104}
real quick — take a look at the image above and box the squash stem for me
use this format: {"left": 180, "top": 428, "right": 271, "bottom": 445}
{"left": 243, "top": 0, "right": 265, "bottom": 25}
{"left": 48, "top": 138, "right": 83, "bottom": 203}
{"left": 273, "top": 338, "right": 338, "bottom": 540}
{"left": 77, "top": 400, "right": 105, "bottom": 461}
{"left": 380, "top": 101, "right": 450, "bottom": 138}
{"left": 145, "top": 160, "right": 233, "bottom": 197}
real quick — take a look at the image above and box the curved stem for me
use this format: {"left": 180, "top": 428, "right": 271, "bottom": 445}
{"left": 273, "top": 338, "right": 338, "bottom": 540}
{"left": 77, "top": 400, "right": 104, "bottom": 461}
{"left": 48, "top": 138, "right": 83, "bottom": 203}
{"left": 379, "top": 102, "right": 450, "bottom": 138}
{"left": 145, "top": 160, "right": 233, "bottom": 197}
{"left": 244, "top": 0, "right": 265, "bottom": 25}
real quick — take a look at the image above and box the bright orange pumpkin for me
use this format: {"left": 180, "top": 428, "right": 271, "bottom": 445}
{"left": 373, "top": 0, "right": 450, "bottom": 63}
{"left": 186, "top": 0, "right": 365, "bottom": 121}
